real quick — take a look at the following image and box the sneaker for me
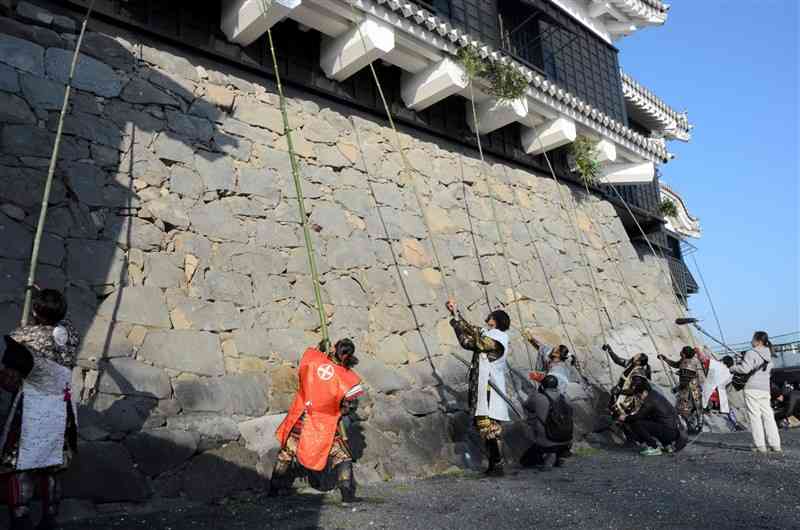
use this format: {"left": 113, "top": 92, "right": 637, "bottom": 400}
{"left": 640, "top": 447, "right": 662, "bottom": 457}
{"left": 751, "top": 447, "right": 768, "bottom": 454}
{"left": 663, "top": 445, "right": 675, "bottom": 454}
{"left": 768, "top": 447, "right": 783, "bottom": 454}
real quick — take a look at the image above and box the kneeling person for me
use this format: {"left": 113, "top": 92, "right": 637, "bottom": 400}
{"left": 521, "top": 375, "right": 573, "bottom": 468}
{"left": 620, "top": 376, "right": 684, "bottom": 456}
{"left": 772, "top": 384, "right": 800, "bottom": 426}
{"left": 270, "top": 339, "right": 364, "bottom": 502}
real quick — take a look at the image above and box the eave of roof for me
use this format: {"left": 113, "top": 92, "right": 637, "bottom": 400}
{"left": 366, "top": 0, "right": 672, "bottom": 162}
{"left": 621, "top": 70, "right": 692, "bottom": 142}
{"left": 660, "top": 182, "right": 701, "bottom": 238}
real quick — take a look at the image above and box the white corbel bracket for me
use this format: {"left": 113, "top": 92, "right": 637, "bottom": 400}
{"left": 520, "top": 117, "right": 577, "bottom": 155}
{"left": 221, "top": 0, "right": 302, "bottom": 47}
{"left": 401, "top": 58, "right": 468, "bottom": 111}
{"left": 320, "top": 17, "right": 396, "bottom": 82}
{"left": 595, "top": 138, "right": 617, "bottom": 163}
{"left": 467, "top": 97, "right": 528, "bottom": 135}
{"left": 598, "top": 161, "right": 655, "bottom": 184}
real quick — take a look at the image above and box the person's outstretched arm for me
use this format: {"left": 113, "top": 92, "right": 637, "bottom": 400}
{"left": 603, "top": 344, "right": 629, "bottom": 368}
{"left": 446, "top": 300, "right": 503, "bottom": 359}
{"left": 658, "top": 355, "right": 681, "bottom": 369}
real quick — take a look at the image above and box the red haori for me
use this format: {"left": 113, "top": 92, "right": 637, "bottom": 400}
{"left": 275, "top": 347, "right": 361, "bottom": 471}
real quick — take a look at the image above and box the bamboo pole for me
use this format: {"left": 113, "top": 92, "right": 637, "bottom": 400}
{"left": 265, "top": 27, "right": 329, "bottom": 346}
{"left": 21, "top": 0, "right": 96, "bottom": 325}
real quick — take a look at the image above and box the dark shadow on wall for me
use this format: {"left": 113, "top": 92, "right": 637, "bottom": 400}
{"left": 0, "top": 1, "right": 328, "bottom": 525}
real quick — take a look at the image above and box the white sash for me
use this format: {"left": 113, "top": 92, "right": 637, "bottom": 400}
{"left": 474, "top": 329, "right": 511, "bottom": 421}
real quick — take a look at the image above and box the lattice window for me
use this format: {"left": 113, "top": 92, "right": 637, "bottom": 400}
{"left": 447, "top": 0, "right": 499, "bottom": 47}
{"left": 497, "top": 0, "right": 626, "bottom": 123}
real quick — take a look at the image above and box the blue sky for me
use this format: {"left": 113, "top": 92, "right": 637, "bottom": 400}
{"left": 617, "top": 2, "right": 799, "bottom": 345}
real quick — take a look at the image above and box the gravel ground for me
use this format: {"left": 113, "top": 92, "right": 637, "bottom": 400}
{"left": 60, "top": 431, "right": 799, "bottom": 530}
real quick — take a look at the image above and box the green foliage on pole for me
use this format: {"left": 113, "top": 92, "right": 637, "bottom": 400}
{"left": 569, "top": 136, "right": 601, "bottom": 187}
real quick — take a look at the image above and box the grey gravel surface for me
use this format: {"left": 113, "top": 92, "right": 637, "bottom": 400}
{"left": 61, "top": 431, "right": 799, "bottom": 530}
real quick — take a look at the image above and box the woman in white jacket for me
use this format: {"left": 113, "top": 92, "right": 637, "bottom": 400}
{"left": 730, "top": 331, "right": 780, "bottom": 453}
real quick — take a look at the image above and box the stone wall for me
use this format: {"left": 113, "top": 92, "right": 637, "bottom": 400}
{"left": 0, "top": 1, "right": 695, "bottom": 507}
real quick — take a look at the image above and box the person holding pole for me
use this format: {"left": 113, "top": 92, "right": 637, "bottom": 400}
{"left": 446, "top": 299, "right": 511, "bottom": 477}
{"left": 2, "top": 289, "right": 79, "bottom": 530}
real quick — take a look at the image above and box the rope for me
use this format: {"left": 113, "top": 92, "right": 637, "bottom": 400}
{"left": 579, "top": 182, "right": 677, "bottom": 387}
{"left": 348, "top": 119, "right": 522, "bottom": 418}
{"left": 691, "top": 253, "right": 726, "bottom": 344}
{"left": 501, "top": 167, "right": 579, "bottom": 371}
{"left": 345, "top": 3, "right": 452, "bottom": 302}
{"left": 604, "top": 183, "right": 708, "bottom": 392}
{"left": 527, "top": 134, "right": 611, "bottom": 387}
{"left": 21, "top": 0, "right": 96, "bottom": 325}
{"left": 265, "top": 26, "right": 329, "bottom": 345}
{"left": 337, "top": 5, "right": 543, "bottom": 406}
{"left": 457, "top": 154, "right": 492, "bottom": 311}
{"left": 465, "top": 83, "right": 534, "bottom": 370}
{"left": 606, "top": 183, "right": 698, "bottom": 349}
{"left": 349, "top": 119, "right": 440, "bottom": 371}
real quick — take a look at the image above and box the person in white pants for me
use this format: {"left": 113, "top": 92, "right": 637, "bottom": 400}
{"left": 730, "top": 331, "right": 781, "bottom": 453}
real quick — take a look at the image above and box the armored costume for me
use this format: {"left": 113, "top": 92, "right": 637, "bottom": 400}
{"left": 662, "top": 352, "right": 705, "bottom": 418}
{"left": 605, "top": 347, "right": 652, "bottom": 418}
{"left": 449, "top": 314, "right": 510, "bottom": 475}
{"left": 270, "top": 343, "right": 364, "bottom": 502}
{"left": 1, "top": 319, "right": 79, "bottom": 530}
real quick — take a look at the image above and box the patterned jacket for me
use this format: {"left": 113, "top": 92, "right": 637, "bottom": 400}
{"left": 449, "top": 316, "right": 505, "bottom": 416}
{"left": 9, "top": 319, "right": 79, "bottom": 369}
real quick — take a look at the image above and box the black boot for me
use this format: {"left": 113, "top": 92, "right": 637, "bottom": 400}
{"left": 336, "top": 462, "right": 360, "bottom": 504}
{"left": 484, "top": 439, "right": 495, "bottom": 475}
{"left": 485, "top": 439, "right": 505, "bottom": 477}
{"left": 267, "top": 460, "right": 294, "bottom": 497}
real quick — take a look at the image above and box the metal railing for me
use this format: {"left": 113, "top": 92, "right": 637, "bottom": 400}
{"left": 712, "top": 333, "right": 800, "bottom": 368}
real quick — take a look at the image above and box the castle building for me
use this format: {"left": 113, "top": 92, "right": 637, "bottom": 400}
{"left": 0, "top": 0, "right": 699, "bottom": 505}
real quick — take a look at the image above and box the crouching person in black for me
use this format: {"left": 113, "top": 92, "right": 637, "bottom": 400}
{"left": 521, "top": 375, "right": 573, "bottom": 469}
{"left": 619, "top": 375, "right": 687, "bottom": 456}
{"left": 772, "top": 384, "right": 800, "bottom": 427}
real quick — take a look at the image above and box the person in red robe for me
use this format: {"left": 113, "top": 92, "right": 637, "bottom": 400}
{"left": 269, "top": 339, "right": 364, "bottom": 502}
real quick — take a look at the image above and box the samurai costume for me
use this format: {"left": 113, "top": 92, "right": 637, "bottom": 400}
{"left": 270, "top": 345, "right": 364, "bottom": 502}
{"left": 1, "top": 319, "right": 79, "bottom": 530}
{"left": 449, "top": 316, "right": 510, "bottom": 476}
{"left": 606, "top": 347, "right": 652, "bottom": 418}
{"left": 662, "top": 354, "right": 705, "bottom": 418}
